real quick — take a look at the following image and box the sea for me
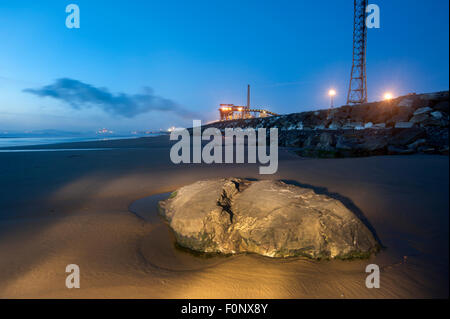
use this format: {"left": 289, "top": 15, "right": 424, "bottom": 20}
{"left": 0, "top": 134, "right": 163, "bottom": 148}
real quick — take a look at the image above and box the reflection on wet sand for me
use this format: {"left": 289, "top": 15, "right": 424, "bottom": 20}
{"left": 0, "top": 136, "right": 447, "bottom": 298}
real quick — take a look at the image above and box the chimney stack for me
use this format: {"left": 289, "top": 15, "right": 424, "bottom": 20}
{"left": 247, "top": 84, "right": 251, "bottom": 113}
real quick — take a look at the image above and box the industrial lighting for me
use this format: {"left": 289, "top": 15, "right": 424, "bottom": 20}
{"left": 328, "top": 89, "right": 336, "bottom": 108}
{"left": 383, "top": 92, "right": 393, "bottom": 100}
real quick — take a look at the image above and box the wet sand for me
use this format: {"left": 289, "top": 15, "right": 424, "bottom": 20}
{"left": 0, "top": 136, "right": 448, "bottom": 298}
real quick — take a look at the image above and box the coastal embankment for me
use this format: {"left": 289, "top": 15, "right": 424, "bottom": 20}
{"left": 204, "top": 91, "right": 449, "bottom": 157}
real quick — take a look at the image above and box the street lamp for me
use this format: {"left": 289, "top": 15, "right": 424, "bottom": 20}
{"left": 383, "top": 92, "right": 393, "bottom": 100}
{"left": 328, "top": 89, "right": 336, "bottom": 108}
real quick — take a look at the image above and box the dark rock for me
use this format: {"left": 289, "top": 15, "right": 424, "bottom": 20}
{"left": 407, "top": 139, "right": 426, "bottom": 150}
{"left": 389, "top": 128, "right": 426, "bottom": 146}
{"left": 439, "top": 146, "right": 449, "bottom": 155}
{"left": 410, "top": 113, "right": 430, "bottom": 124}
{"left": 413, "top": 107, "right": 433, "bottom": 115}
{"left": 336, "top": 135, "right": 357, "bottom": 151}
{"left": 358, "top": 136, "right": 388, "bottom": 154}
{"left": 387, "top": 145, "right": 415, "bottom": 155}
{"left": 317, "top": 132, "right": 335, "bottom": 150}
{"left": 431, "top": 111, "right": 443, "bottom": 119}
{"left": 395, "top": 122, "right": 415, "bottom": 128}
{"left": 417, "top": 146, "right": 436, "bottom": 154}
{"left": 421, "top": 116, "right": 448, "bottom": 127}
{"left": 433, "top": 101, "right": 449, "bottom": 115}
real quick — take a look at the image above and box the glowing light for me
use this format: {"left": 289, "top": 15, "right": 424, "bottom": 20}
{"left": 383, "top": 92, "right": 393, "bottom": 100}
{"left": 237, "top": 107, "right": 243, "bottom": 111}
{"left": 328, "top": 89, "right": 336, "bottom": 96}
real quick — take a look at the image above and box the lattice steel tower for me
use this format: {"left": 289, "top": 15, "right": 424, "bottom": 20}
{"left": 347, "top": 0, "right": 368, "bottom": 105}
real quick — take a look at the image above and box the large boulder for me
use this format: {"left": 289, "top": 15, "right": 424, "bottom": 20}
{"left": 410, "top": 113, "right": 430, "bottom": 124}
{"left": 159, "top": 178, "right": 379, "bottom": 259}
{"left": 389, "top": 128, "right": 425, "bottom": 146}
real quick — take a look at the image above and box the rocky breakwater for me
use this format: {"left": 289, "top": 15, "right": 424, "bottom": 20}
{"left": 203, "top": 91, "right": 449, "bottom": 157}
{"left": 159, "top": 178, "right": 379, "bottom": 259}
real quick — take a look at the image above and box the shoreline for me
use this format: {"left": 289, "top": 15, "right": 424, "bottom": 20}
{"left": 0, "top": 134, "right": 168, "bottom": 150}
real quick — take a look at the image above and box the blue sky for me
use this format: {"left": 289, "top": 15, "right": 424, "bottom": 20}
{"left": 0, "top": 0, "right": 448, "bottom": 132}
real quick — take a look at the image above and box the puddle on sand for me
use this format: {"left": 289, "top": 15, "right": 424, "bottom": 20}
{"left": 129, "top": 193, "right": 234, "bottom": 272}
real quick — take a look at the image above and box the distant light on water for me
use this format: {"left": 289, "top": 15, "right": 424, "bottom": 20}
{"left": 167, "top": 126, "right": 184, "bottom": 132}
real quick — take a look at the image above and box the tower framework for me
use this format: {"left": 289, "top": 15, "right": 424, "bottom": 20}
{"left": 347, "top": 0, "right": 368, "bottom": 105}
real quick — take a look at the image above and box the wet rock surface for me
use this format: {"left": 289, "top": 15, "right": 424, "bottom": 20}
{"left": 159, "top": 178, "right": 379, "bottom": 259}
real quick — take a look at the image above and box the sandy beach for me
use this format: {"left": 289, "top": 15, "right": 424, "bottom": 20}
{"left": 0, "top": 135, "right": 448, "bottom": 298}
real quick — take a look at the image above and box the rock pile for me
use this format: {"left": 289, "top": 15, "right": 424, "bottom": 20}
{"left": 203, "top": 91, "right": 449, "bottom": 157}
